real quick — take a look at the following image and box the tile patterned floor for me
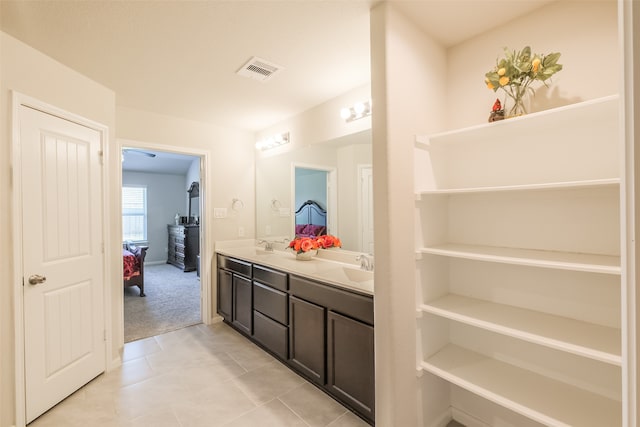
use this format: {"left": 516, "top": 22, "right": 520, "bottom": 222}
{"left": 30, "top": 322, "right": 370, "bottom": 427}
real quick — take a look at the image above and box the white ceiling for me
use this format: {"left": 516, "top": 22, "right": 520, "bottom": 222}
{"left": 121, "top": 148, "right": 199, "bottom": 175}
{"left": 1, "top": 0, "right": 553, "bottom": 133}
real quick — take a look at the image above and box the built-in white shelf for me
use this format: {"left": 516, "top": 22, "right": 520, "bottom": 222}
{"left": 418, "top": 243, "right": 621, "bottom": 275}
{"left": 420, "top": 294, "right": 621, "bottom": 365}
{"left": 414, "top": 95, "right": 622, "bottom": 426}
{"left": 415, "top": 178, "right": 619, "bottom": 197}
{"left": 419, "top": 345, "right": 621, "bottom": 427}
{"left": 415, "top": 95, "right": 619, "bottom": 149}
{"left": 413, "top": 96, "right": 620, "bottom": 191}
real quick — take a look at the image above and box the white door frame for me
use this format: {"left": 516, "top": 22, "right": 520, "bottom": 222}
{"left": 11, "top": 91, "right": 112, "bottom": 427}
{"left": 118, "top": 138, "right": 211, "bottom": 327}
{"left": 291, "top": 163, "right": 338, "bottom": 236}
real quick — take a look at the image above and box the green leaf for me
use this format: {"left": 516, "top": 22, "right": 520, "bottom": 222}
{"left": 543, "top": 52, "right": 561, "bottom": 67}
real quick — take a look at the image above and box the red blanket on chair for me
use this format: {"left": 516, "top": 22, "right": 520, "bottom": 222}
{"left": 123, "top": 249, "right": 140, "bottom": 280}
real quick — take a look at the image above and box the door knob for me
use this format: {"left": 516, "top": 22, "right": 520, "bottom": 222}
{"left": 28, "top": 274, "right": 47, "bottom": 285}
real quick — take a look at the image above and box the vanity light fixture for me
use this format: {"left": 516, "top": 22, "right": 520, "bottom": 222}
{"left": 256, "top": 131, "right": 290, "bottom": 150}
{"left": 340, "top": 99, "right": 372, "bottom": 122}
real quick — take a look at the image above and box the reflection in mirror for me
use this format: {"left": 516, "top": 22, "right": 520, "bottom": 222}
{"left": 256, "top": 129, "right": 372, "bottom": 252}
{"left": 188, "top": 181, "right": 199, "bottom": 223}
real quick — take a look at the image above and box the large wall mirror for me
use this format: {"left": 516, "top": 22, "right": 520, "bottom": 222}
{"left": 256, "top": 129, "right": 372, "bottom": 252}
{"left": 188, "top": 181, "right": 200, "bottom": 224}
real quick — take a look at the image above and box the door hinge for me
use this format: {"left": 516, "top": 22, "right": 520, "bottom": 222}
{"left": 104, "top": 330, "right": 107, "bottom": 341}
{"left": 98, "top": 150, "right": 104, "bottom": 165}
{"left": 102, "top": 242, "right": 105, "bottom": 253}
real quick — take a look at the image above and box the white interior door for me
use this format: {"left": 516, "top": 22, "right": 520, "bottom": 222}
{"left": 20, "top": 105, "right": 105, "bottom": 423}
{"left": 360, "top": 166, "right": 374, "bottom": 254}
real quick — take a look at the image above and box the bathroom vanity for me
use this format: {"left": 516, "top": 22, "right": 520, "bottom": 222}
{"left": 215, "top": 243, "right": 375, "bottom": 425}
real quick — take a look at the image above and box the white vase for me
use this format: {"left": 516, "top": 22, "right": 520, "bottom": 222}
{"left": 295, "top": 250, "right": 317, "bottom": 261}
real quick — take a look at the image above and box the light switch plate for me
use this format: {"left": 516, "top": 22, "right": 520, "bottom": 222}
{"left": 214, "top": 208, "right": 227, "bottom": 218}
{"left": 279, "top": 208, "right": 290, "bottom": 217}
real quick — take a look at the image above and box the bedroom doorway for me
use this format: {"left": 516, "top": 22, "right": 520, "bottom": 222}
{"left": 292, "top": 164, "right": 337, "bottom": 236}
{"left": 120, "top": 143, "right": 206, "bottom": 342}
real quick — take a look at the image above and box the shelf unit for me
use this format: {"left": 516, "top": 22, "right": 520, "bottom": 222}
{"left": 414, "top": 96, "right": 623, "bottom": 426}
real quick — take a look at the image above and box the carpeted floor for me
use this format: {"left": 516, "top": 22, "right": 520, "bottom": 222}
{"left": 124, "top": 263, "right": 201, "bottom": 342}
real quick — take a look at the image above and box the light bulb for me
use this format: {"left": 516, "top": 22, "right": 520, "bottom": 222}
{"left": 340, "top": 107, "right": 352, "bottom": 120}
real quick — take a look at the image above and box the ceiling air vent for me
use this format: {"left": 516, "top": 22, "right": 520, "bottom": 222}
{"left": 236, "top": 56, "right": 283, "bottom": 82}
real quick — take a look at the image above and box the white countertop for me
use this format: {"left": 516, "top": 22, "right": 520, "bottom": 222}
{"left": 215, "top": 243, "right": 374, "bottom": 296}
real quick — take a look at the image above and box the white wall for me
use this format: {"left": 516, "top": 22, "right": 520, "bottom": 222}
{"left": 122, "top": 171, "right": 187, "bottom": 263}
{"left": 256, "top": 83, "right": 371, "bottom": 148}
{"left": 370, "top": 4, "right": 448, "bottom": 426}
{"left": 116, "top": 106, "right": 255, "bottom": 323}
{"left": 445, "top": 0, "right": 618, "bottom": 129}
{"left": 371, "top": 0, "right": 620, "bottom": 425}
{"left": 0, "top": 31, "right": 116, "bottom": 427}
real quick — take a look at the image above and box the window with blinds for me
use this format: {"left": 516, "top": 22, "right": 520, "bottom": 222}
{"left": 122, "top": 186, "right": 147, "bottom": 242}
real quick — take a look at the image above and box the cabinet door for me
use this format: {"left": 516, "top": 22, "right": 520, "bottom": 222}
{"left": 217, "top": 269, "right": 232, "bottom": 322}
{"left": 232, "top": 275, "right": 252, "bottom": 335}
{"left": 327, "top": 310, "right": 375, "bottom": 422}
{"left": 289, "top": 296, "right": 325, "bottom": 384}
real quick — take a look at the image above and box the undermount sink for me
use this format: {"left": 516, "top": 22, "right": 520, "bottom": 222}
{"left": 339, "top": 267, "right": 374, "bottom": 283}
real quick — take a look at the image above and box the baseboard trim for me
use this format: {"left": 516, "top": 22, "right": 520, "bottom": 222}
{"left": 209, "top": 314, "right": 223, "bottom": 324}
{"left": 427, "top": 407, "right": 453, "bottom": 427}
{"left": 451, "top": 407, "right": 491, "bottom": 427}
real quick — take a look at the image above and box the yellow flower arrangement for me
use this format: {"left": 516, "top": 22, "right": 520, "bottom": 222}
{"left": 485, "top": 46, "right": 562, "bottom": 117}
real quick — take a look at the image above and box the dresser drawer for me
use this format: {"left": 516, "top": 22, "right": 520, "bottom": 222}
{"left": 253, "top": 264, "right": 288, "bottom": 291}
{"left": 253, "top": 310, "right": 288, "bottom": 360}
{"left": 217, "top": 255, "right": 251, "bottom": 278}
{"left": 168, "top": 225, "right": 185, "bottom": 237}
{"left": 253, "top": 281, "right": 288, "bottom": 325}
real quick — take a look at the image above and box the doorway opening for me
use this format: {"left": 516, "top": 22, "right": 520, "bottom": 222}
{"left": 292, "top": 164, "right": 337, "bottom": 236}
{"left": 121, "top": 145, "right": 204, "bottom": 342}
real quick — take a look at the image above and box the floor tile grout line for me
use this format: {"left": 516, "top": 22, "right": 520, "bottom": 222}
{"left": 276, "top": 396, "right": 316, "bottom": 427}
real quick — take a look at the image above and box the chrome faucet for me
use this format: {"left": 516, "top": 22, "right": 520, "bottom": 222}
{"left": 257, "top": 239, "right": 274, "bottom": 251}
{"left": 356, "top": 254, "right": 374, "bottom": 271}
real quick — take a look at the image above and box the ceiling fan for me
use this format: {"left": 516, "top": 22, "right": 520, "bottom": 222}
{"left": 122, "top": 148, "right": 156, "bottom": 158}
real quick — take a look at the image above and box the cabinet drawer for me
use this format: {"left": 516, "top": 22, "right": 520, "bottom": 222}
{"left": 253, "top": 264, "right": 288, "bottom": 291}
{"left": 290, "top": 275, "right": 374, "bottom": 325}
{"left": 253, "top": 310, "right": 288, "bottom": 360}
{"left": 253, "top": 282, "right": 288, "bottom": 325}
{"left": 217, "top": 255, "right": 251, "bottom": 278}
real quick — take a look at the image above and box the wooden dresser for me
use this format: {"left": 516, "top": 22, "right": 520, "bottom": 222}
{"left": 167, "top": 224, "right": 199, "bottom": 272}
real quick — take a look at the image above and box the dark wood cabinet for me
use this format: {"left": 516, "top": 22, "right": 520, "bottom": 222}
{"left": 217, "top": 255, "right": 251, "bottom": 330}
{"left": 217, "top": 269, "right": 232, "bottom": 322}
{"left": 167, "top": 224, "right": 199, "bottom": 272}
{"left": 252, "top": 264, "right": 289, "bottom": 359}
{"left": 289, "top": 274, "right": 375, "bottom": 424}
{"left": 216, "top": 254, "right": 374, "bottom": 425}
{"left": 232, "top": 274, "right": 252, "bottom": 334}
{"left": 327, "top": 310, "right": 375, "bottom": 422}
{"left": 289, "top": 295, "right": 326, "bottom": 384}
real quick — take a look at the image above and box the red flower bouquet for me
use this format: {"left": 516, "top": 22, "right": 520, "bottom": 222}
{"left": 314, "top": 234, "right": 342, "bottom": 249}
{"left": 288, "top": 234, "right": 341, "bottom": 254}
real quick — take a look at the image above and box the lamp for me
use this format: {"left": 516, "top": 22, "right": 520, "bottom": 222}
{"left": 256, "top": 131, "right": 290, "bottom": 150}
{"left": 340, "top": 99, "right": 372, "bottom": 122}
